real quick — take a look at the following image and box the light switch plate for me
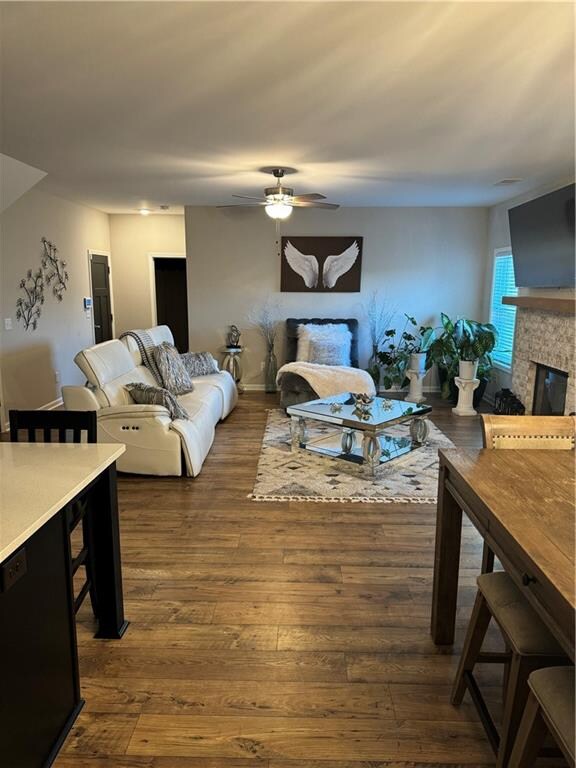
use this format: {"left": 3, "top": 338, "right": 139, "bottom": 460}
{"left": 4, "top": 318, "right": 12, "bottom": 330}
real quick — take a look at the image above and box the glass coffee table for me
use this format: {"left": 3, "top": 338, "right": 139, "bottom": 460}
{"left": 287, "top": 393, "right": 432, "bottom": 477}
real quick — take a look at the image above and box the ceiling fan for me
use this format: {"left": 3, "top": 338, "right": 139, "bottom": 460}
{"left": 219, "top": 167, "right": 340, "bottom": 219}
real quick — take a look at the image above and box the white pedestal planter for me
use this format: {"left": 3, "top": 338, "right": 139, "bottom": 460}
{"left": 452, "top": 376, "right": 480, "bottom": 416}
{"left": 406, "top": 369, "right": 426, "bottom": 404}
{"left": 410, "top": 352, "right": 427, "bottom": 374}
{"left": 459, "top": 360, "right": 479, "bottom": 380}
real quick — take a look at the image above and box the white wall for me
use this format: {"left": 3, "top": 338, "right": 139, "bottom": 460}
{"left": 109, "top": 214, "right": 186, "bottom": 335}
{"left": 0, "top": 188, "right": 110, "bottom": 418}
{"left": 185, "top": 206, "right": 488, "bottom": 386}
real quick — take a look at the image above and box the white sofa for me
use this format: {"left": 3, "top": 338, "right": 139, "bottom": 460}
{"left": 62, "top": 325, "right": 237, "bottom": 476}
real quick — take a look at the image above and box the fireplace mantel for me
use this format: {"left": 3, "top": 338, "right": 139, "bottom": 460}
{"left": 503, "top": 296, "right": 575, "bottom": 315}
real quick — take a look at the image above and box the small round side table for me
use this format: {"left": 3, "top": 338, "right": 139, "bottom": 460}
{"left": 222, "top": 346, "right": 244, "bottom": 393}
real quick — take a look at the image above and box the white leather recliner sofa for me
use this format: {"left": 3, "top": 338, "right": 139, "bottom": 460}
{"left": 62, "top": 325, "right": 237, "bottom": 476}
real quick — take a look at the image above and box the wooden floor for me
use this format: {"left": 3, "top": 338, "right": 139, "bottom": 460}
{"left": 55, "top": 393, "right": 504, "bottom": 768}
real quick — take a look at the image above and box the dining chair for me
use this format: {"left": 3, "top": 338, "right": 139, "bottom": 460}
{"left": 508, "top": 666, "right": 574, "bottom": 768}
{"left": 479, "top": 414, "right": 576, "bottom": 572}
{"left": 9, "top": 409, "right": 99, "bottom": 616}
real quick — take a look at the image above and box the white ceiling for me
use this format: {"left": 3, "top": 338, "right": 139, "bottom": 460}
{"left": 1, "top": 1, "right": 574, "bottom": 213}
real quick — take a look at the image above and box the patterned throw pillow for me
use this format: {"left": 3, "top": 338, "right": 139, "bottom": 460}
{"left": 125, "top": 383, "right": 189, "bottom": 421}
{"left": 181, "top": 351, "right": 219, "bottom": 377}
{"left": 153, "top": 342, "right": 194, "bottom": 395}
{"left": 308, "top": 339, "right": 351, "bottom": 366}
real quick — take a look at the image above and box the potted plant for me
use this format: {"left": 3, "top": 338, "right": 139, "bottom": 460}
{"left": 452, "top": 318, "right": 498, "bottom": 380}
{"left": 409, "top": 323, "right": 435, "bottom": 373}
{"left": 426, "top": 313, "right": 498, "bottom": 406}
{"left": 377, "top": 315, "right": 434, "bottom": 390}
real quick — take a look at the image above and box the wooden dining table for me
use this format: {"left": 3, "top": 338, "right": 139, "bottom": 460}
{"left": 431, "top": 449, "right": 575, "bottom": 660}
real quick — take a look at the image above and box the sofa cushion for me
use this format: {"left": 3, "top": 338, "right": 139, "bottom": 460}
{"left": 126, "top": 383, "right": 190, "bottom": 421}
{"left": 180, "top": 382, "right": 222, "bottom": 425}
{"left": 153, "top": 342, "right": 194, "bottom": 395}
{"left": 75, "top": 339, "right": 158, "bottom": 407}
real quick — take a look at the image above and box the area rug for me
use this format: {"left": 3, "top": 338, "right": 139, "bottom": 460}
{"left": 249, "top": 409, "right": 455, "bottom": 504}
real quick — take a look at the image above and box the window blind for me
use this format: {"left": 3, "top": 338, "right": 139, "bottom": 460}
{"left": 490, "top": 251, "right": 518, "bottom": 368}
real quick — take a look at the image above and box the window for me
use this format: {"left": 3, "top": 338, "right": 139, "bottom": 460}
{"left": 490, "top": 249, "right": 518, "bottom": 369}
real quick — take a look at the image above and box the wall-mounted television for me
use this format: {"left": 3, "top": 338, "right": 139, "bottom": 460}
{"left": 508, "top": 183, "right": 575, "bottom": 288}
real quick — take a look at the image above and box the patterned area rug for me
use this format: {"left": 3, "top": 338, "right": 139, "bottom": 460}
{"left": 250, "top": 409, "right": 455, "bottom": 504}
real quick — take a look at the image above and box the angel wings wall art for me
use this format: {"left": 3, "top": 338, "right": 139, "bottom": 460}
{"left": 280, "top": 236, "right": 363, "bottom": 292}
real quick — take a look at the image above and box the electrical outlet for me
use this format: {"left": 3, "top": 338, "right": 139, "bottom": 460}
{"left": 4, "top": 318, "right": 12, "bottom": 330}
{"left": 260, "top": 361, "right": 266, "bottom": 371}
{"left": 1, "top": 548, "right": 27, "bottom": 592}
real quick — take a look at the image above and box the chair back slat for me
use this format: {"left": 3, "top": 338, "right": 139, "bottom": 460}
{"left": 481, "top": 415, "right": 576, "bottom": 450}
{"left": 9, "top": 410, "right": 97, "bottom": 445}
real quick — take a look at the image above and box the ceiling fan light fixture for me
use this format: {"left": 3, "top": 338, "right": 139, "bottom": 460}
{"left": 265, "top": 202, "right": 292, "bottom": 220}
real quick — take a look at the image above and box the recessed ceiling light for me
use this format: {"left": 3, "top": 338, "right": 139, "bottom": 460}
{"left": 138, "top": 207, "right": 152, "bottom": 216}
{"left": 494, "top": 179, "right": 523, "bottom": 186}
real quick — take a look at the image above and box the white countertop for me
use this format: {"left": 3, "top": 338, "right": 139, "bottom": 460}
{"left": 0, "top": 442, "right": 125, "bottom": 562}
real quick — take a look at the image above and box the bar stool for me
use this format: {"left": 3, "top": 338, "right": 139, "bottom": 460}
{"left": 509, "top": 666, "right": 575, "bottom": 768}
{"left": 452, "top": 571, "right": 567, "bottom": 768}
{"left": 9, "top": 409, "right": 99, "bottom": 616}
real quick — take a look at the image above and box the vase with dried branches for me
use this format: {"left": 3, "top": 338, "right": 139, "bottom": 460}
{"left": 364, "top": 291, "right": 395, "bottom": 389}
{"left": 248, "top": 300, "right": 282, "bottom": 393}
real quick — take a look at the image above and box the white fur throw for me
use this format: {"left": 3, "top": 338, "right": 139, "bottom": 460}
{"left": 277, "top": 362, "right": 376, "bottom": 399}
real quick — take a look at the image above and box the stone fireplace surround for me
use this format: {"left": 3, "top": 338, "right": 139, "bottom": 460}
{"left": 511, "top": 306, "right": 575, "bottom": 415}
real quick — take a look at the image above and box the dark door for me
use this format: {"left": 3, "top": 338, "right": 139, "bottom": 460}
{"left": 154, "top": 258, "right": 189, "bottom": 352}
{"left": 90, "top": 254, "right": 113, "bottom": 343}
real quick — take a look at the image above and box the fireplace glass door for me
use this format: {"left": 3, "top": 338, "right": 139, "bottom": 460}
{"left": 532, "top": 364, "right": 568, "bottom": 415}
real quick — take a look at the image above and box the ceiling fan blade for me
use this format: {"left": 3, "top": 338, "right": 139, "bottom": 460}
{"left": 231, "top": 194, "right": 267, "bottom": 201}
{"left": 216, "top": 203, "right": 267, "bottom": 208}
{"left": 291, "top": 193, "right": 326, "bottom": 201}
{"left": 291, "top": 201, "right": 340, "bottom": 209}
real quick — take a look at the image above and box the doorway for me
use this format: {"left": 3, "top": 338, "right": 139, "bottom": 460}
{"left": 152, "top": 256, "right": 189, "bottom": 352}
{"left": 90, "top": 253, "right": 113, "bottom": 343}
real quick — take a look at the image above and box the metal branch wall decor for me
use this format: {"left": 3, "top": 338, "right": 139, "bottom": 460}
{"left": 16, "top": 269, "right": 45, "bottom": 331}
{"left": 41, "top": 237, "right": 69, "bottom": 301}
{"left": 16, "top": 237, "right": 70, "bottom": 331}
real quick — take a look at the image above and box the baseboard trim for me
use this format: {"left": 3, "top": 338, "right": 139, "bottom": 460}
{"left": 242, "top": 384, "right": 266, "bottom": 392}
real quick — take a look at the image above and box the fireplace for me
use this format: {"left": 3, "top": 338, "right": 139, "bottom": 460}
{"left": 532, "top": 364, "right": 569, "bottom": 415}
{"left": 511, "top": 304, "right": 575, "bottom": 415}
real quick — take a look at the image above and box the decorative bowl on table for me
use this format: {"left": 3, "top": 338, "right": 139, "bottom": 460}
{"left": 351, "top": 392, "right": 375, "bottom": 419}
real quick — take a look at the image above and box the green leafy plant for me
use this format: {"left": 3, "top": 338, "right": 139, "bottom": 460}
{"left": 426, "top": 313, "right": 498, "bottom": 398}
{"left": 377, "top": 315, "right": 435, "bottom": 389}
{"left": 452, "top": 318, "right": 498, "bottom": 362}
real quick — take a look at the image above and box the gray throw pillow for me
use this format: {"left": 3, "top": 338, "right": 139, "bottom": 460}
{"left": 125, "top": 383, "right": 189, "bottom": 421}
{"left": 309, "top": 339, "right": 351, "bottom": 366}
{"left": 153, "top": 342, "right": 194, "bottom": 395}
{"left": 181, "top": 351, "right": 219, "bottom": 377}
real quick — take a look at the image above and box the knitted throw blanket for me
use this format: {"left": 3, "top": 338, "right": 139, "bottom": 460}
{"left": 119, "top": 329, "right": 162, "bottom": 384}
{"left": 277, "top": 362, "right": 376, "bottom": 399}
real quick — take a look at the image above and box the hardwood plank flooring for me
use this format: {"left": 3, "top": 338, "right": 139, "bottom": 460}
{"left": 55, "top": 393, "right": 500, "bottom": 766}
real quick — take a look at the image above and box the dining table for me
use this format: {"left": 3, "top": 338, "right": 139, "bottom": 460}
{"left": 431, "top": 448, "right": 575, "bottom": 660}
